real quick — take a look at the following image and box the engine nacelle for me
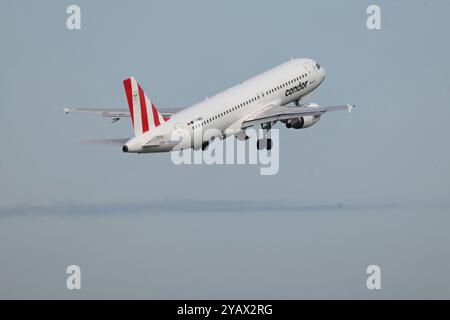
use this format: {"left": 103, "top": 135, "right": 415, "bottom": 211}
{"left": 284, "top": 103, "right": 321, "bottom": 129}
{"left": 286, "top": 115, "right": 320, "bottom": 129}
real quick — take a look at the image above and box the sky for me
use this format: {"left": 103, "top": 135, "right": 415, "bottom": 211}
{"left": 0, "top": 0, "right": 449, "bottom": 299}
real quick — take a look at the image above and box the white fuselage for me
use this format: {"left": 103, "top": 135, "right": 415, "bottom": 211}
{"left": 125, "top": 58, "right": 326, "bottom": 153}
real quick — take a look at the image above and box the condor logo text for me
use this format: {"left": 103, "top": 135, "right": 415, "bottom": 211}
{"left": 286, "top": 81, "right": 308, "bottom": 97}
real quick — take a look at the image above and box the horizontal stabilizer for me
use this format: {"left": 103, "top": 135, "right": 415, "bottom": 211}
{"left": 78, "top": 138, "right": 130, "bottom": 146}
{"left": 64, "top": 107, "right": 180, "bottom": 119}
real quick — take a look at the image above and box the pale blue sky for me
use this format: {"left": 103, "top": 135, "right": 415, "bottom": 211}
{"left": 0, "top": 0, "right": 449, "bottom": 207}
{"left": 0, "top": 0, "right": 449, "bottom": 299}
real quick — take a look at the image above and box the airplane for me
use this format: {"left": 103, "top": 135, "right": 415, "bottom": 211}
{"left": 65, "top": 58, "right": 355, "bottom": 153}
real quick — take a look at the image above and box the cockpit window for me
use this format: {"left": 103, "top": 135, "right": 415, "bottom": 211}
{"left": 316, "top": 63, "right": 321, "bottom": 70}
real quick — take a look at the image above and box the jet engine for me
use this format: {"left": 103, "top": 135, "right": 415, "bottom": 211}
{"left": 284, "top": 103, "right": 321, "bottom": 129}
{"left": 285, "top": 115, "right": 320, "bottom": 129}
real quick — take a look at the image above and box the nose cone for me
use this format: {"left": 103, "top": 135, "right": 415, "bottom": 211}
{"left": 312, "top": 60, "right": 326, "bottom": 83}
{"left": 320, "top": 64, "right": 326, "bottom": 79}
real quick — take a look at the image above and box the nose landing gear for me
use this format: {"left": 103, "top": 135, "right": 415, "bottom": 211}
{"left": 201, "top": 141, "right": 210, "bottom": 151}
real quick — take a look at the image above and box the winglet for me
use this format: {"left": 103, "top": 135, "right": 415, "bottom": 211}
{"left": 347, "top": 104, "right": 355, "bottom": 113}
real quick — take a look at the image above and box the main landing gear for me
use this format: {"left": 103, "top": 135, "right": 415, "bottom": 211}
{"left": 257, "top": 138, "right": 273, "bottom": 150}
{"left": 257, "top": 123, "right": 273, "bottom": 151}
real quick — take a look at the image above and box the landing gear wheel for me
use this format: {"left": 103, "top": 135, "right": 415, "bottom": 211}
{"left": 257, "top": 139, "right": 265, "bottom": 150}
{"left": 266, "top": 138, "right": 273, "bottom": 150}
{"left": 257, "top": 123, "right": 274, "bottom": 150}
{"left": 257, "top": 139, "right": 273, "bottom": 150}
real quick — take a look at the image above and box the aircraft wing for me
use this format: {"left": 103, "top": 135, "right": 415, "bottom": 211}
{"left": 241, "top": 104, "right": 355, "bottom": 129}
{"left": 64, "top": 107, "right": 182, "bottom": 121}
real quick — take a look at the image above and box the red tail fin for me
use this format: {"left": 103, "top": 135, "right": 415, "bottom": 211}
{"left": 123, "top": 77, "right": 166, "bottom": 136}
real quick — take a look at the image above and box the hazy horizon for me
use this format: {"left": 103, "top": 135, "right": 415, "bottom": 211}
{"left": 1, "top": 0, "right": 449, "bottom": 299}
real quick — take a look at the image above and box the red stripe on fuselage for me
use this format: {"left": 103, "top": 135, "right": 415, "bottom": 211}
{"left": 138, "top": 85, "right": 150, "bottom": 133}
{"left": 123, "top": 79, "right": 135, "bottom": 127}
